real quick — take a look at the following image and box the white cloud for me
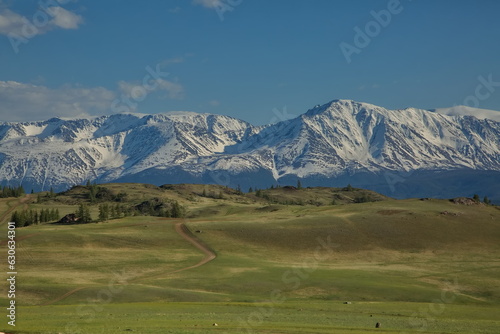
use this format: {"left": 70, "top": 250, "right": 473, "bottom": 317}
{"left": 0, "top": 81, "right": 115, "bottom": 122}
{"left": 156, "top": 79, "right": 184, "bottom": 99}
{"left": 117, "top": 77, "right": 184, "bottom": 103}
{"left": 192, "top": 0, "right": 223, "bottom": 8}
{"left": 433, "top": 106, "right": 500, "bottom": 122}
{"left": 0, "top": 9, "right": 26, "bottom": 35}
{"left": 45, "top": 6, "right": 83, "bottom": 30}
{"left": 0, "top": 6, "right": 83, "bottom": 37}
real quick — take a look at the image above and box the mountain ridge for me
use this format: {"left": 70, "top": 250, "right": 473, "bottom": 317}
{"left": 1, "top": 99, "right": 499, "bottom": 202}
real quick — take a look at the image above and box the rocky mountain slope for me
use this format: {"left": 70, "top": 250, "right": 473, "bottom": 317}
{"left": 1, "top": 100, "right": 499, "bottom": 201}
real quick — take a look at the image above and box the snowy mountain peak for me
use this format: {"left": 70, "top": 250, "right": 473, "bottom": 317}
{"left": 0, "top": 100, "right": 499, "bottom": 202}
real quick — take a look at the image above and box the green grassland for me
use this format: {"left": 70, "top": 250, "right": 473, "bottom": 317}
{"left": 1, "top": 183, "right": 499, "bottom": 333}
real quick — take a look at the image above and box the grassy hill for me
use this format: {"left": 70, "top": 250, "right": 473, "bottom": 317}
{"left": 1, "top": 183, "right": 499, "bottom": 333}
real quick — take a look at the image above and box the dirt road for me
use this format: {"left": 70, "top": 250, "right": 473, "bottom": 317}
{"left": 39, "top": 220, "right": 216, "bottom": 306}
{"left": 0, "top": 195, "right": 31, "bottom": 225}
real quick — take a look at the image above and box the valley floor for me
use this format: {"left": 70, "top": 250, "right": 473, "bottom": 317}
{"left": 1, "top": 187, "right": 499, "bottom": 333}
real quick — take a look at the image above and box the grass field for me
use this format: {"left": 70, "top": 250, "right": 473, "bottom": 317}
{"left": 1, "top": 183, "right": 499, "bottom": 333}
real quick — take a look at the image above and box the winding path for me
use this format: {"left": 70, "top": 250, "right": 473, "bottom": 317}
{"left": 171, "top": 222, "right": 217, "bottom": 272}
{"left": 39, "top": 221, "right": 216, "bottom": 306}
{"left": 0, "top": 195, "right": 31, "bottom": 225}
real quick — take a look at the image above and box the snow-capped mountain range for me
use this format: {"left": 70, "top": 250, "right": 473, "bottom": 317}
{"left": 1, "top": 99, "right": 499, "bottom": 202}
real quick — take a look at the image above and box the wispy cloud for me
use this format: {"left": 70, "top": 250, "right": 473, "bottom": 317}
{"left": 192, "top": 0, "right": 222, "bottom": 8}
{"left": 169, "top": 6, "right": 182, "bottom": 14}
{"left": 117, "top": 78, "right": 184, "bottom": 101}
{"left": 0, "top": 81, "right": 115, "bottom": 122}
{"left": 192, "top": 0, "right": 242, "bottom": 21}
{"left": 0, "top": 75, "right": 186, "bottom": 122}
{"left": 45, "top": 6, "right": 83, "bottom": 30}
{"left": 160, "top": 57, "right": 185, "bottom": 67}
{"left": 156, "top": 79, "right": 184, "bottom": 99}
{"left": 0, "top": 9, "right": 25, "bottom": 35}
{"left": 0, "top": 6, "right": 83, "bottom": 36}
{"left": 433, "top": 106, "right": 500, "bottom": 122}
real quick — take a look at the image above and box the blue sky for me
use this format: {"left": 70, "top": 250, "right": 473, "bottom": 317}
{"left": 0, "top": 0, "right": 499, "bottom": 124}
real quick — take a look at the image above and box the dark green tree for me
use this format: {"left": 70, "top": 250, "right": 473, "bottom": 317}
{"left": 77, "top": 204, "right": 92, "bottom": 223}
{"left": 98, "top": 203, "right": 110, "bottom": 222}
{"left": 170, "top": 201, "right": 185, "bottom": 218}
{"left": 473, "top": 194, "right": 480, "bottom": 203}
{"left": 113, "top": 204, "right": 121, "bottom": 219}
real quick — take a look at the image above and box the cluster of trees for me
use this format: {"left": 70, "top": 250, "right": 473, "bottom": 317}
{"left": 135, "top": 198, "right": 185, "bottom": 218}
{"left": 353, "top": 194, "right": 373, "bottom": 203}
{"left": 76, "top": 203, "right": 92, "bottom": 223}
{"left": 0, "top": 185, "right": 25, "bottom": 198}
{"left": 248, "top": 182, "right": 300, "bottom": 194}
{"left": 95, "top": 199, "right": 185, "bottom": 222}
{"left": 98, "top": 203, "right": 137, "bottom": 222}
{"left": 473, "top": 194, "right": 491, "bottom": 205}
{"left": 201, "top": 188, "right": 224, "bottom": 199}
{"left": 36, "top": 187, "right": 57, "bottom": 203}
{"left": 11, "top": 208, "right": 60, "bottom": 227}
{"left": 87, "top": 182, "right": 127, "bottom": 203}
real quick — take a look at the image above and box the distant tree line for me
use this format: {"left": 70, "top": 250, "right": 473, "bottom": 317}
{"left": 94, "top": 198, "right": 185, "bottom": 223}
{"left": 97, "top": 203, "right": 138, "bottom": 222}
{"left": 11, "top": 208, "right": 60, "bottom": 227}
{"left": 0, "top": 185, "right": 25, "bottom": 198}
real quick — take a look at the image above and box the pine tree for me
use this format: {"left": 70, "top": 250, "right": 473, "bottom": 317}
{"left": 248, "top": 187, "right": 253, "bottom": 193}
{"left": 77, "top": 204, "right": 85, "bottom": 221}
{"left": 84, "top": 205, "right": 92, "bottom": 223}
{"left": 297, "top": 179, "right": 302, "bottom": 189}
{"left": 11, "top": 211, "right": 19, "bottom": 225}
{"left": 473, "top": 194, "right": 480, "bottom": 203}
{"left": 171, "top": 201, "right": 184, "bottom": 218}
{"left": 113, "top": 204, "right": 121, "bottom": 219}
{"left": 89, "top": 186, "right": 97, "bottom": 203}
{"left": 77, "top": 204, "right": 92, "bottom": 223}
{"left": 483, "top": 196, "right": 491, "bottom": 205}
{"left": 98, "top": 204, "right": 109, "bottom": 222}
